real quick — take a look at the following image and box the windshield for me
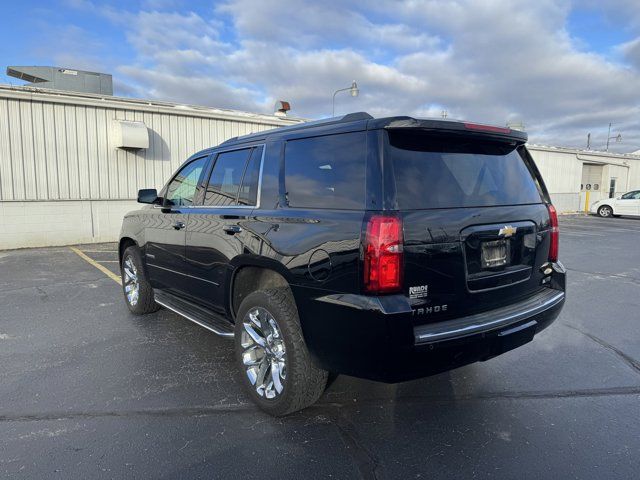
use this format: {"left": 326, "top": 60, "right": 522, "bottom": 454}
{"left": 387, "top": 130, "right": 543, "bottom": 209}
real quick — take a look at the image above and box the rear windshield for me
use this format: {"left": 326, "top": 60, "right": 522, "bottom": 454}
{"left": 387, "top": 130, "right": 542, "bottom": 209}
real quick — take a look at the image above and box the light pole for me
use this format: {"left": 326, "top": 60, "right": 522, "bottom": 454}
{"left": 332, "top": 80, "right": 359, "bottom": 117}
{"left": 606, "top": 122, "right": 622, "bottom": 151}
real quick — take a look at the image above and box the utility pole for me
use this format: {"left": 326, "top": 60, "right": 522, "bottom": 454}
{"left": 605, "top": 122, "right": 622, "bottom": 151}
{"left": 586, "top": 133, "right": 591, "bottom": 150}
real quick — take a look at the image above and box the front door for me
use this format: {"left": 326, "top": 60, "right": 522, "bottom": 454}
{"left": 145, "top": 155, "right": 210, "bottom": 291}
{"left": 616, "top": 190, "right": 640, "bottom": 216}
{"left": 185, "top": 146, "right": 263, "bottom": 312}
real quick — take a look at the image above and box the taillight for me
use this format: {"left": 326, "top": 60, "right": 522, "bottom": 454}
{"left": 363, "top": 215, "right": 403, "bottom": 294}
{"left": 547, "top": 204, "right": 559, "bottom": 262}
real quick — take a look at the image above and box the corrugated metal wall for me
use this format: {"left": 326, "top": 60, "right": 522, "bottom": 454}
{"left": 529, "top": 146, "right": 640, "bottom": 212}
{"left": 0, "top": 89, "right": 295, "bottom": 201}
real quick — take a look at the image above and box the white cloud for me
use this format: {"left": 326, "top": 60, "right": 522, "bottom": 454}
{"left": 66, "top": 0, "right": 640, "bottom": 151}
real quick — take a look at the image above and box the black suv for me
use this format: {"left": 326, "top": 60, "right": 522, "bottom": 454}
{"left": 119, "top": 112, "right": 566, "bottom": 416}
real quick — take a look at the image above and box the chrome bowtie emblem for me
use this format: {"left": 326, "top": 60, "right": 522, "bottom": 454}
{"left": 498, "top": 225, "right": 517, "bottom": 237}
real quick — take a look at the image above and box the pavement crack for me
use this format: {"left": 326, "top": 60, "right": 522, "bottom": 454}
{"left": 35, "top": 286, "right": 49, "bottom": 302}
{"left": 332, "top": 412, "right": 381, "bottom": 480}
{"left": 565, "top": 324, "right": 640, "bottom": 375}
{"left": 565, "top": 267, "right": 640, "bottom": 285}
{"left": 0, "top": 404, "right": 254, "bottom": 423}
{"left": 0, "top": 277, "right": 114, "bottom": 295}
{"left": 317, "top": 385, "right": 640, "bottom": 407}
{"left": 4, "top": 386, "right": 640, "bottom": 424}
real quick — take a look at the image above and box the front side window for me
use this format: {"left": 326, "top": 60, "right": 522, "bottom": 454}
{"left": 284, "top": 132, "right": 367, "bottom": 209}
{"left": 621, "top": 190, "right": 640, "bottom": 200}
{"left": 165, "top": 156, "right": 208, "bottom": 207}
{"left": 204, "top": 148, "right": 252, "bottom": 207}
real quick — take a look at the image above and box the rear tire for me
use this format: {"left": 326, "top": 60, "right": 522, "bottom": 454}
{"left": 121, "top": 246, "right": 159, "bottom": 315}
{"left": 235, "top": 288, "right": 328, "bottom": 416}
{"left": 597, "top": 205, "right": 613, "bottom": 217}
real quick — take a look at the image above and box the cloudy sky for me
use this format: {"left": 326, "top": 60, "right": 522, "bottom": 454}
{"left": 1, "top": 0, "right": 639, "bottom": 151}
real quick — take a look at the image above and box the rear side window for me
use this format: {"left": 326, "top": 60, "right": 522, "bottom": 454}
{"left": 387, "top": 131, "right": 542, "bottom": 209}
{"left": 238, "top": 146, "right": 263, "bottom": 205}
{"left": 204, "top": 148, "right": 251, "bottom": 206}
{"left": 284, "top": 132, "right": 366, "bottom": 209}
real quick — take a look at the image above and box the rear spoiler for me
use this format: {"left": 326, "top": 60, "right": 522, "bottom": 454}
{"left": 372, "top": 117, "right": 528, "bottom": 144}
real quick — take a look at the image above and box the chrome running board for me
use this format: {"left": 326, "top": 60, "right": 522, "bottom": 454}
{"left": 155, "top": 290, "right": 234, "bottom": 338}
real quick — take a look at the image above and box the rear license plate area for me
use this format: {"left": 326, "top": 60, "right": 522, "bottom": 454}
{"left": 481, "top": 240, "right": 509, "bottom": 268}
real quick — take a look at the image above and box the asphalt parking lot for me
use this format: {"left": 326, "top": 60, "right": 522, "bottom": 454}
{"left": 1, "top": 214, "right": 639, "bottom": 479}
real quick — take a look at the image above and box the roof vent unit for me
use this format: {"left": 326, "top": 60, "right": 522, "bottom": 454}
{"left": 112, "top": 120, "right": 149, "bottom": 150}
{"left": 274, "top": 100, "right": 290, "bottom": 117}
{"left": 6, "top": 66, "right": 113, "bottom": 95}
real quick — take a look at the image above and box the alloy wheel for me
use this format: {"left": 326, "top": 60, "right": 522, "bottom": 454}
{"left": 600, "top": 206, "right": 611, "bottom": 217}
{"left": 240, "top": 307, "right": 287, "bottom": 399}
{"left": 123, "top": 256, "right": 140, "bottom": 306}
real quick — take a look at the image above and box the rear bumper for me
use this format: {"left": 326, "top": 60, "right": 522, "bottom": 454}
{"left": 293, "top": 264, "right": 566, "bottom": 383}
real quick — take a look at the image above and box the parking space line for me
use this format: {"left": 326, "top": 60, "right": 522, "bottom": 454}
{"left": 78, "top": 250, "right": 118, "bottom": 253}
{"left": 69, "top": 247, "right": 122, "bottom": 285}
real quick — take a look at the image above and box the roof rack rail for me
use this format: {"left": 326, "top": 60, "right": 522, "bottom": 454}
{"left": 220, "top": 112, "right": 373, "bottom": 145}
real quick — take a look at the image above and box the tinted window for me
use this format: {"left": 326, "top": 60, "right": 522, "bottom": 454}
{"left": 285, "top": 132, "right": 366, "bottom": 209}
{"left": 387, "top": 131, "right": 542, "bottom": 209}
{"left": 165, "top": 156, "right": 208, "bottom": 207}
{"left": 621, "top": 190, "right": 640, "bottom": 199}
{"left": 238, "top": 146, "right": 263, "bottom": 206}
{"left": 204, "top": 149, "right": 251, "bottom": 206}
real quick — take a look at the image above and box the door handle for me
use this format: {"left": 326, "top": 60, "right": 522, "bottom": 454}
{"left": 173, "top": 221, "right": 186, "bottom": 230}
{"left": 223, "top": 225, "right": 243, "bottom": 235}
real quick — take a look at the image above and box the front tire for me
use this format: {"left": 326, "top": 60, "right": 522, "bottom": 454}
{"left": 121, "top": 246, "right": 159, "bottom": 315}
{"left": 598, "top": 205, "right": 613, "bottom": 217}
{"left": 235, "top": 288, "right": 328, "bottom": 416}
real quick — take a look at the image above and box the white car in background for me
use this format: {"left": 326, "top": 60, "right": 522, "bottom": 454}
{"left": 590, "top": 190, "right": 640, "bottom": 217}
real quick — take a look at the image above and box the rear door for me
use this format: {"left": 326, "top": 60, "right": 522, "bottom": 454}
{"left": 383, "top": 129, "right": 551, "bottom": 324}
{"left": 184, "top": 146, "right": 263, "bottom": 312}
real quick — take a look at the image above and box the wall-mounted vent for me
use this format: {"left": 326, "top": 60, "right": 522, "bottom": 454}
{"left": 112, "top": 120, "right": 149, "bottom": 150}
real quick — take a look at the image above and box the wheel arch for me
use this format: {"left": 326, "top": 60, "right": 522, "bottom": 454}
{"left": 229, "top": 258, "right": 294, "bottom": 320}
{"left": 118, "top": 237, "right": 138, "bottom": 264}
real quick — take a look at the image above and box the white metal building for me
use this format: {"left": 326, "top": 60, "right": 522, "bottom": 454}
{"left": 0, "top": 85, "right": 300, "bottom": 250}
{"left": 528, "top": 145, "right": 640, "bottom": 213}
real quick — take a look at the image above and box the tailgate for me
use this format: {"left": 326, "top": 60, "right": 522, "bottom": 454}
{"left": 402, "top": 204, "right": 552, "bottom": 325}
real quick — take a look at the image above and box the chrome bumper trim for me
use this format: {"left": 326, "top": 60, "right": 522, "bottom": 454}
{"left": 414, "top": 289, "right": 564, "bottom": 344}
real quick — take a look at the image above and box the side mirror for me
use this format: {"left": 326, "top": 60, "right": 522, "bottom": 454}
{"left": 137, "top": 188, "right": 160, "bottom": 204}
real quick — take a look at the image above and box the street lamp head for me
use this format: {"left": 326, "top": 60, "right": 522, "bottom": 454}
{"left": 616, "top": 133, "right": 622, "bottom": 142}
{"left": 350, "top": 80, "right": 359, "bottom": 97}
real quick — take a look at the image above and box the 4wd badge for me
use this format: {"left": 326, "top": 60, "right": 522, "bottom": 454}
{"left": 409, "top": 285, "right": 429, "bottom": 299}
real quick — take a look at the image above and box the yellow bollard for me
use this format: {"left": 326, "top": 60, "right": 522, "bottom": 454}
{"left": 584, "top": 191, "right": 590, "bottom": 213}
